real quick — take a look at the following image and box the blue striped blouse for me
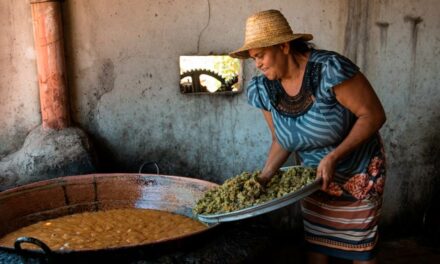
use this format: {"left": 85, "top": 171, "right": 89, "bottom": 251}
{"left": 247, "top": 49, "right": 382, "bottom": 182}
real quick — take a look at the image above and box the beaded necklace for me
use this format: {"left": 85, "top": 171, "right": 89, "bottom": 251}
{"left": 266, "top": 58, "right": 321, "bottom": 118}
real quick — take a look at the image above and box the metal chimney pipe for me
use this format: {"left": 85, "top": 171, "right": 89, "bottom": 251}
{"left": 30, "top": 0, "right": 70, "bottom": 129}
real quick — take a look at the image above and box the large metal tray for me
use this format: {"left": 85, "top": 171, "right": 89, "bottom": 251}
{"left": 197, "top": 167, "right": 321, "bottom": 223}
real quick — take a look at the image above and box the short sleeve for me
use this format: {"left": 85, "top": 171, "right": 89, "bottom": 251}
{"left": 321, "top": 53, "right": 359, "bottom": 96}
{"left": 246, "top": 75, "right": 271, "bottom": 111}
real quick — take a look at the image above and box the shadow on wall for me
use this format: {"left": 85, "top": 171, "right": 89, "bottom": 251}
{"left": 421, "top": 110, "right": 440, "bottom": 241}
{"left": 383, "top": 104, "right": 440, "bottom": 236}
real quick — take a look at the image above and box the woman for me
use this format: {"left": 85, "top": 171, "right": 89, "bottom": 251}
{"left": 229, "top": 10, "right": 386, "bottom": 264}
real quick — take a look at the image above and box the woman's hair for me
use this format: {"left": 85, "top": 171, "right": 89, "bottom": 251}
{"left": 289, "top": 40, "right": 315, "bottom": 66}
{"left": 290, "top": 40, "right": 315, "bottom": 54}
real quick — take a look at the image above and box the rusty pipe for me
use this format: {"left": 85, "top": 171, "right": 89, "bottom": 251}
{"left": 30, "top": 0, "right": 70, "bottom": 130}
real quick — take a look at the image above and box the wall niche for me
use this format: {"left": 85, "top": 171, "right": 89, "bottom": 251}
{"left": 179, "top": 55, "right": 242, "bottom": 95}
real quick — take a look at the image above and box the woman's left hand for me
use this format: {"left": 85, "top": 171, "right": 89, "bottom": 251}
{"left": 317, "top": 153, "right": 338, "bottom": 191}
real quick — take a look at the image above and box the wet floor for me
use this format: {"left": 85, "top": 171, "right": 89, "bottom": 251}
{"left": 259, "top": 235, "right": 440, "bottom": 264}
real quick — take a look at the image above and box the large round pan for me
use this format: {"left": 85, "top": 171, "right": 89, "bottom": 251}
{"left": 0, "top": 173, "right": 219, "bottom": 263}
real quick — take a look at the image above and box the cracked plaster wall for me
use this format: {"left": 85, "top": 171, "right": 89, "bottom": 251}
{"left": 1, "top": 0, "right": 439, "bottom": 230}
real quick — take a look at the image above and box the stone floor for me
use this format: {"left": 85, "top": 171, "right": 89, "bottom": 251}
{"left": 1, "top": 221, "right": 439, "bottom": 263}
{"left": 376, "top": 237, "right": 440, "bottom": 264}
{"left": 258, "top": 233, "right": 440, "bottom": 264}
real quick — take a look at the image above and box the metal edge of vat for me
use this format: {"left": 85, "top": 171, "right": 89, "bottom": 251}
{"left": 0, "top": 173, "right": 220, "bottom": 259}
{"left": 197, "top": 166, "right": 321, "bottom": 223}
{"left": 0, "top": 173, "right": 218, "bottom": 197}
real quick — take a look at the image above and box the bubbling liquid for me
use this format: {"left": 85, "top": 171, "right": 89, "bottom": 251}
{"left": 0, "top": 209, "right": 207, "bottom": 251}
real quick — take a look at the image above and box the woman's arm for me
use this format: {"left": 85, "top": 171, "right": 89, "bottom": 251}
{"left": 318, "top": 72, "right": 386, "bottom": 190}
{"left": 258, "top": 110, "right": 291, "bottom": 184}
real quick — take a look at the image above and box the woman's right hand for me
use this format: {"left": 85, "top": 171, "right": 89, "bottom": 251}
{"left": 257, "top": 173, "right": 272, "bottom": 186}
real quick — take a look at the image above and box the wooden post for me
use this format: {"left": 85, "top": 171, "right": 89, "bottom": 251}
{"left": 30, "top": 0, "right": 70, "bottom": 129}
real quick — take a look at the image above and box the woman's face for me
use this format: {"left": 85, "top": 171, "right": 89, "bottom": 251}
{"left": 249, "top": 44, "right": 289, "bottom": 80}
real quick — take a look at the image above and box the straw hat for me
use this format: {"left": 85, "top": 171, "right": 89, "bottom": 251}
{"left": 229, "top": 9, "right": 313, "bottom": 59}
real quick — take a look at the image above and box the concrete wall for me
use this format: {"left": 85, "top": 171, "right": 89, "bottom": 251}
{"left": 60, "top": 0, "right": 347, "bottom": 181}
{"left": 1, "top": 0, "right": 439, "bottom": 229}
{"left": 0, "top": 0, "right": 40, "bottom": 158}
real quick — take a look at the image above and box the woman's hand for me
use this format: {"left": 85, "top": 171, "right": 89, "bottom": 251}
{"left": 257, "top": 170, "right": 274, "bottom": 186}
{"left": 317, "top": 153, "right": 338, "bottom": 191}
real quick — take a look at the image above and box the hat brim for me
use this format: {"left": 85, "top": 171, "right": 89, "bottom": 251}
{"left": 229, "top": 33, "right": 313, "bottom": 59}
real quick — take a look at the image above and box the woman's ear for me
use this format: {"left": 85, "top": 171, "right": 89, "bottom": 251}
{"left": 280, "top": 42, "right": 290, "bottom": 55}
